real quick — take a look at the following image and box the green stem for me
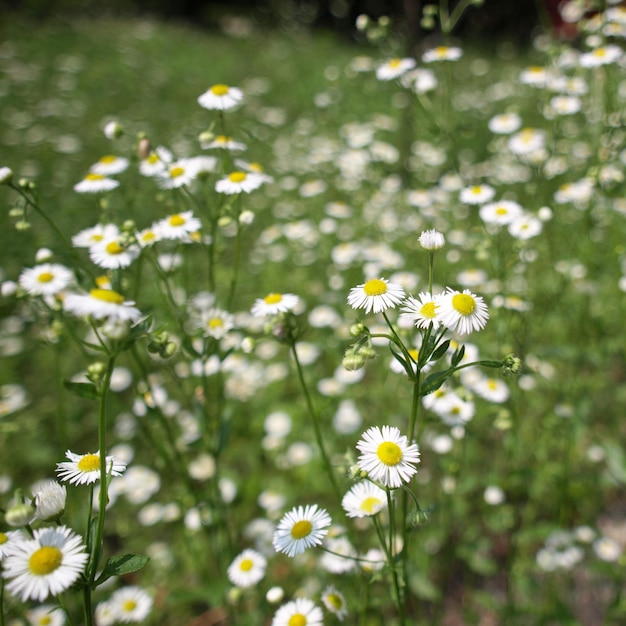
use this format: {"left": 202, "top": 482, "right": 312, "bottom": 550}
{"left": 289, "top": 339, "right": 341, "bottom": 502}
{"left": 227, "top": 219, "right": 242, "bottom": 310}
{"left": 0, "top": 577, "right": 5, "bottom": 626}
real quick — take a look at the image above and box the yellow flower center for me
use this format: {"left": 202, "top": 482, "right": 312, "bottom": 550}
{"left": 105, "top": 241, "right": 124, "bottom": 255}
{"left": 594, "top": 47, "right": 606, "bottom": 57}
{"left": 228, "top": 171, "right": 247, "bottom": 183}
{"left": 147, "top": 154, "right": 160, "bottom": 164}
{"left": 0, "top": 532, "right": 7, "bottom": 544}
{"left": 435, "top": 46, "right": 448, "bottom": 55}
{"left": 85, "top": 173, "right": 105, "bottom": 181}
{"left": 288, "top": 614, "right": 307, "bottom": 626}
{"left": 40, "top": 617, "right": 52, "bottom": 625}
{"left": 208, "top": 318, "right": 224, "bottom": 329}
{"left": 28, "top": 546, "right": 63, "bottom": 576}
{"left": 363, "top": 279, "right": 387, "bottom": 296}
{"left": 77, "top": 453, "right": 100, "bottom": 472}
{"left": 389, "top": 58, "right": 401, "bottom": 67}
{"left": 122, "top": 600, "right": 137, "bottom": 612}
{"left": 408, "top": 348, "right": 419, "bottom": 361}
{"left": 91, "top": 234, "right": 104, "bottom": 242}
{"left": 216, "top": 135, "right": 230, "bottom": 143}
{"left": 487, "top": 379, "right": 498, "bottom": 390}
{"left": 451, "top": 293, "right": 476, "bottom": 316}
{"left": 264, "top": 293, "right": 283, "bottom": 305}
{"left": 239, "top": 558, "right": 253, "bottom": 572}
{"left": 211, "top": 84, "right": 230, "bottom": 96}
{"left": 142, "top": 231, "right": 156, "bottom": 242}
{"left": 326, "top": 593, "right": 343, "bottom": 609}
{"left": 169, "top": 166, "right": 185, "bottom": 178}
{"left": 360, "top": 496, "right": 382, "bottom": 514}
{"left": 290, "top": 520, "right": 312, "bottom": 539}
{"left": 95, "top": 275, "right": 110, "bottom": 288}
{"left": 89, "top": 289, "right": 125, "bottom": 304}
{"left": 420, "top": 301, "right": 437, "bottom": 318}
{"left": 99, "top": 155, "right": 117, "bottom": 164}
{"left": 495, "top": 206, "right": 509, "bottom": 216}
{"left": 169, "top": 214, "right": 186, "bottom": 227}
{"left": 37, "top": 272, "right": 54, "bottom": 283}
{"left": 249, "top": 162, "right": 263, "bottom": 172}
{"left": 377, "top": 441, "right": 403, "bottom": 466}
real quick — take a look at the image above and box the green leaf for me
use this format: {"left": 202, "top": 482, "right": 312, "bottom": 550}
{"left": 420, "top": 368, "right": 453, "bottom": 396}
{"left": 64, "top": 381, "right": 99, "bottom": 400}
{"left": 95, "top": 554, "right": 150, "bottom": 586}
{"left": 451, "top": 343, "right": 465, "bottom": 367}
{"left": 430, "top": 339, "right": 450, "bottom": 363}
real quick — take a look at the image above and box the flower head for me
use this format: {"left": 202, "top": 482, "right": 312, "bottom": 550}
{"left": 479, "top": 200, "right": 523, "bottom": 226}
{"left": 26, "top": 604, "right": 67, "bottom": 626}
{"left": 215, "top": 171, "right": 264, "bottom": 194}
{"left": 271, "top": 597, "right": 323, "bottom": 626}
{"left": 0, "top": 529, "right": 25, "bottom": 560}
{"left": 63, "top": 289, "right": 142, "bottom": 323}
{"left": 321, "top": 585, "right": 348, "bottom": 621}
{"left": 422, "top": 45, "right": 463, "bottom": 63}
{"left": 73, "top": 173, "right": 119, "bottom": 193}
{"left": 356, "top": 425, "right": 420, "bottom": 488}
{"left": 2, "top": 525, "right": 88, "bottom": 602}
{"left": 89, "top": 155, "right": 129, "bottom": 176}
{"left": 459, "top": 184, "right": 495, "bottom": 205}
{"left": 156, "top": 159, "right": 198, "bottom": 189}
{"left": 89, "top": 238, "right": 140, "bottom": 270}
{"left": 56, "top": 450, "right": 126, "bottom": 486}
{"left": 251, "top": 293, "right": 300, "bottom": 317}
{"left": 347, "top": 278, "right": 405, "bottom": 314}
{"left": 400, "top": 292, "right": 441, "bottom": 329}
{"left": 341, "top": 480, "right": 387, "bottom": 518}
{"left": 32, "top": 480, "right": 67, "bottom": 521}
{"left": 375, "top": 57, "right": 416, "bottom": 81}
{"left": 198, "top": 84, "right": 243, "bottom": 111}
{"left": 438, "top": 288, "right": 489, "bottom": 335}
{"left": 105, "top": 585, "right": 153, "bottom": 623}
{"left": 155, "top": 211, "right": 202, "bottom": 241}
{"left": 19, "top": 264, "right": 74, "bottom": 297}
{"left": 418, "top": 229, "right": 446, "bottom": 251}
{"left": 272, "top": 504, "right": 331, "bottom": 557}
{"left": 227, "top": 549, "right": 267, "bottom": 588}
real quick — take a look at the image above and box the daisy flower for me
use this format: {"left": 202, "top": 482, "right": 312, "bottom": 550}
{"left": 272, "top": 504, "right": 331, "bottom": 557}
{"left": 479, "top": 200, "right": 524, "bottom": 226}
{"left": 197, "top": 84, "right": 243, "bottom": 111}
{"left": 356, "top": 425, "right": 420, "bottom": 488}
{"left": 56, "top": 450, "right": 126, "bottom": 486}
{"left": 197, "top": 307, "right": 235, "bottom": 339}
{"left": 0, "top": 529, "right": 25, "bottom": 560}
{"left": 135, "top": 226, "right": 161, "bottom": 248}
{"left": 251, "top": 293, "right": 300, "bottom": 317}
{"left": 459, "top": 184, "right": 495, "bottom": 205}
{"left": 375, "top": 57, "right": 416, "bottom": 81}
{"left": 234, "top": 159, "right": 275, "bottom": 183}
{"left": 106, "top": 585, "right": 153, "bottom": 622}
{"left": 507, "top": 128, "right": 546, "bottom": 155}
{"left": 89, "top": 155, "right": 129, "bottom": 176}
{"left": 422, "top": 45, "right": 463, "bottom": 63}
{"left": 89, "top": 238, "right": 140, "bottom": 270}
{"left": 400, "top": 68, "right": 438, "bottom": 93}
{"left": 321, "top": 585, "right": 348, "bottom": 621}
{"left": 215, "top": 171, "right": 264, "bottom": 194}
{"left": 438, "top": 288, "right": 489, "bottom": 336}
{"left": 271, "top": 598, "right": 323, "bottom": 626}
{"left": 155, "top": 211, "right": 202, "bottom": 241}
{"left": 341, "top": 480, "right": 387, "bottom": 518}
{"left": 579, "top": 45, "right": 623, "bottom": 68}
{"left": 201, "top": 135, "right": 247, "bottom": 151}
{"left": 508, "top": 213, "right": 542, "bottom": 239}
{"left": 73, "top": 173, "right": 119, "bottom": 193}
{"left": 418, "top": 229, "right": 446, "bottom": 251}
{"left": 139, "top": 146, "right": 173, "bottom": 177}
{"left": 488, "top": 112, "right": 522, "bottom": 134}
{"left": 19, "top": 263, "right": 73, "bottom": 297}
{"left": 156, "top": 159, "right": 198, "bottom": 189}
{"left": 400, "top": 292, "right": 441, "bottom": 329}
{"left": 2, "top": 525, "right": 88, "bottom": 602}
{"left": 227, "top": 548, "right": 267, "bottom": 588}
{"left": 26, "top": 604, "right": 66, "bottom": 626}
{"left": 471, "top": 376, "right": 510, "bottom": 403}
{"left": 347, "top": 278, "right": 405, "bottom": 314}
{"left": 63, "top": 289, "right": 142, "bottom": 323}
{"left": 71, "top": 223, "right": 119, "bottom": 248}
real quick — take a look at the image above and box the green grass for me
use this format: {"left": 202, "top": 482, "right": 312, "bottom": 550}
{"left": 1, "top": 11, "right": 626, "bottom": 626}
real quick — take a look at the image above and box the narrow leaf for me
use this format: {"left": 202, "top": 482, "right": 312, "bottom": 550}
{"left": 95, "top": 554, "right": 150, "bottom": 586}
{"left": 64, "top": 381, "right": 99, "bottom": 400}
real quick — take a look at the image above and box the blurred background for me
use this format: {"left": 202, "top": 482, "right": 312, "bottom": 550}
{"left": 0, "top": 0, "right": 560, "bottom": 43}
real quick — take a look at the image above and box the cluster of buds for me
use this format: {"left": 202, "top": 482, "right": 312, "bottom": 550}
{"left": 342, "top": 340, "right": 376, "bottom": 372}
{"left": 147, "top": 330, "right": 177, "bottom": 359}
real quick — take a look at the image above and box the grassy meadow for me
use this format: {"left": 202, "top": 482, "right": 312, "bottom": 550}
{"left": 0, "top": 6, "right": 625, "bottom": 626}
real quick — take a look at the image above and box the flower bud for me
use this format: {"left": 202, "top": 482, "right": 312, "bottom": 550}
{"left": 137, "top": 137, "right": 151, "bottom": 160}
{"left": 104, "top": 120, "right": 123, "bottom": 140}
{"left": 5, "top": 501, "right": 34, "bottom": 527}
{"left": 33, "top": 480, "right": 67, "bottom": 521}
{"left": 349, "top": 322, "right": 366, "bottom": 337}
{"left": 87, "top": 361, "right": 106, "bottom": 383}
{"left": 418, "top": 229, "right": 445, "bottom": 251}
{"left": 503, "top": 353, "right": 522, "bottom": 377}
{"left": 0, "top": 166, "right": 13, "bottom": 184}
{"left": 343, "top": 352, "right": 366, "bottom": 371}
